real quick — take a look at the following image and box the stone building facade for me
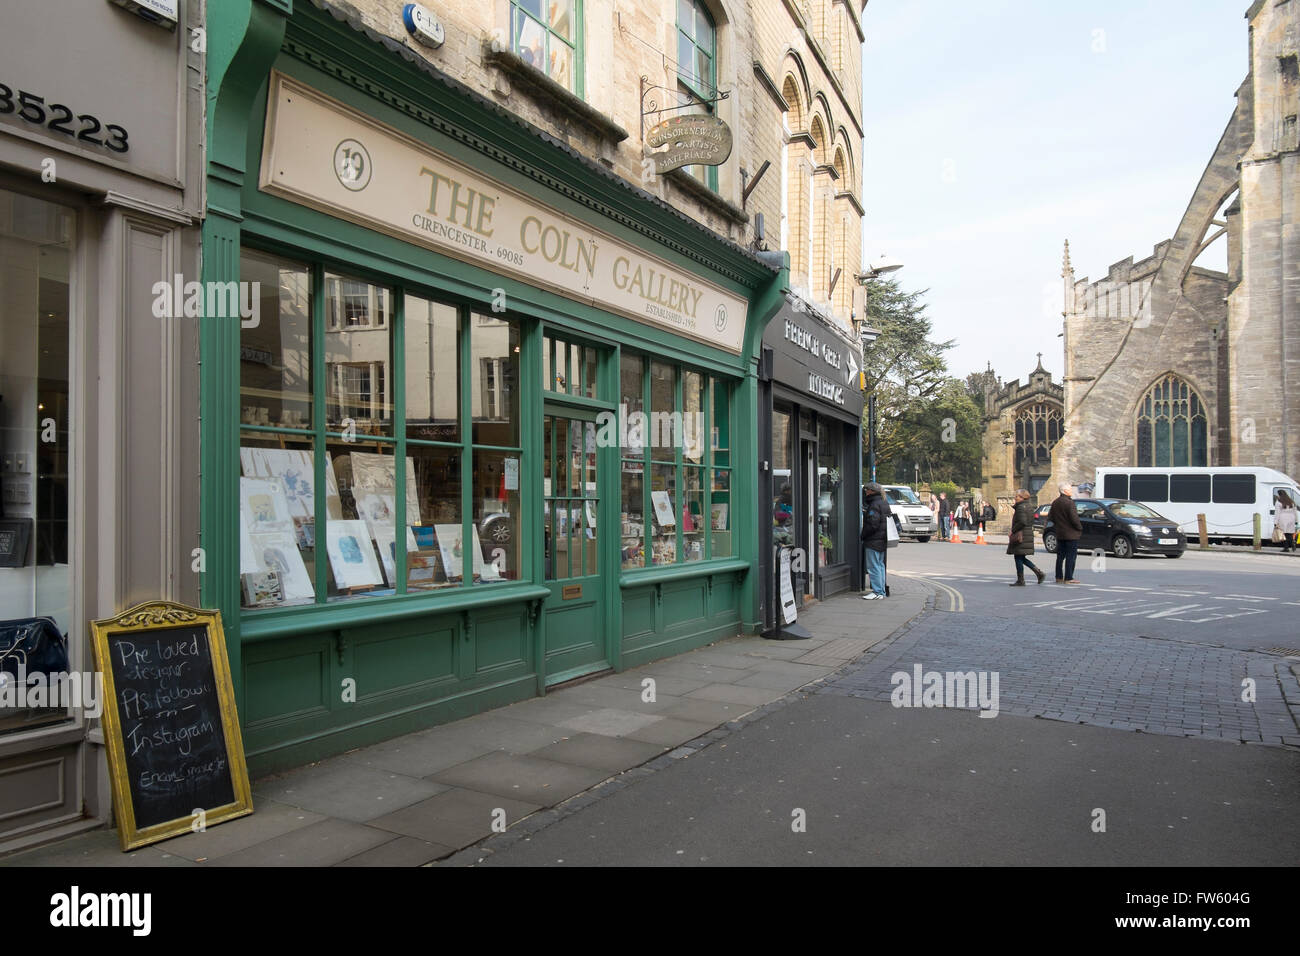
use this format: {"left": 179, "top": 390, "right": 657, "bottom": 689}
{"left": 326, "top": 0, "right": 868, "bottom": 333}
{"left": 978, "top": 360, "right": 1065, "bottom": 531}
{"left": 1048, "top": 0, "right": 1298, "bottom": 488}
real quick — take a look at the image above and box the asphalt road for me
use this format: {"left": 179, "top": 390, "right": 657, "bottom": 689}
{"left": 471, "top": 544, "right": 1300, "bottom": 866}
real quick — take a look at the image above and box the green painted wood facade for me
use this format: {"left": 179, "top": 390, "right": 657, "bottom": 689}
{"left": 203, "top": 0, "right": 786, "bottom": 774}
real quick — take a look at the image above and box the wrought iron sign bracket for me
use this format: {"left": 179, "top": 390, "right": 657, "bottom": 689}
{"left": 640, "top": 76, "right": 730, "bottom": 139}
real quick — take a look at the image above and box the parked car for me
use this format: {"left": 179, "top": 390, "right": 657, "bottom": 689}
{"left": 877, "top": 484, "right": 937, "bottom": 542}
{"left": 1042, "top": 498, "right": 1186, "bottom": 558}
{"left": 1031, "top": 502, "right": 1052, "bottom": 533}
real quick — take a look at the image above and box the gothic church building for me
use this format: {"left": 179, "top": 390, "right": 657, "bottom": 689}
{"left": 1048, "top": 0, "right": 1298, "bottom": 488}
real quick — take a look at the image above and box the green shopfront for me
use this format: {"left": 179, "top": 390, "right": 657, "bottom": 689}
{"left": 204, "top": 1, "right": 783, "bottom": 774}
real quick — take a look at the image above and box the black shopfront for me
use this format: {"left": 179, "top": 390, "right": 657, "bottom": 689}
{"left": 758, "top": 301, "right": 865, "bottom": 630}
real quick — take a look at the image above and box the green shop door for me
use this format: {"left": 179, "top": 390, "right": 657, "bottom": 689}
{"left": 542, "top": 405, "right": 610, "bottom": 684}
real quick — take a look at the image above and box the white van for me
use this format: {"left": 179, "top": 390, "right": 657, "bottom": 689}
{"left": 1094, "top": 466, "right": 1299, "bottom": 542}
{"left": 879, "top": 484, "right": 937, "bottom": 542}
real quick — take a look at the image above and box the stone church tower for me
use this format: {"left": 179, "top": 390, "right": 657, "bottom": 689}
{"left": 1049, "top": 0, "right": 1299, "bottom": 488}
{"left": 978, "top": 360, "right": 1065, "bottom": 531}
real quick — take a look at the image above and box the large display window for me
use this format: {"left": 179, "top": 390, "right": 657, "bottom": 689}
{"left": 619, "top": 353, "right": 731, "bottom": 569}
{"left": 0, "top": 189, "right": 74, "bottom": 734}
{"left": 237, "top": 249, "right": 522, "bottom": 609}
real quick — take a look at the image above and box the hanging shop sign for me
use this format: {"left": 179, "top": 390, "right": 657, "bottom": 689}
{"left": 259, "top": 73, "right": 748, "bottom": 354}
{"left": 645, "top": 114, "right": 733, "bottom": 174}
{"left": 764, "top": 302, "right": 865, "bottom": 417}
{"left": 91, "top": 601, "right": 253, "bottom": 851}
{"left": 402, "top": 4, "right": 445, "bottom": 47}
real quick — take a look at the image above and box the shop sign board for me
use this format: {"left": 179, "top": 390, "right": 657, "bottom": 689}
{"left": 91, "top": 601, "right": 253, "bottom": 850}
{"left": 259, "top": 73, "right": 748, "bottom": 354}
{"left": 765, "top": 304, "right": 865, "bottom": 417}
{"left": 645, "top": 114, "right": 733, "bottom": 174}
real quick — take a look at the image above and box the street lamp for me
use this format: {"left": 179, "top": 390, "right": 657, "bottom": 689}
{"left": 855, "top": 256, "right": 903, "bottom": 485}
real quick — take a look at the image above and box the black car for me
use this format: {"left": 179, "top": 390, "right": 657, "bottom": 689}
{"left": 1031, "top": 502, "right": 1052, "bottom": 533}
{"left": 1042, "top": 498, "right": 1186, "bottom": 558}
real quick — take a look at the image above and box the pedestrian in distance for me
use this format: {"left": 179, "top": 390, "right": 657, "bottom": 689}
{"left": 1276, "top": 489, "right": 1298, "bottom": 553}
{"left": 981, "top": 500, "right": 997, "bottom": 526}
{"left": 1048, "top": 482, "right": 1083, "bottom": 582}
{"left": 860, "top": 482, "right": 891, "bottom": 600}
{"left": 938, "top": 492, "right": 951, "bottom": 540}
{"left": 1007, "top": 489, "right": 1046, "bottom": 585}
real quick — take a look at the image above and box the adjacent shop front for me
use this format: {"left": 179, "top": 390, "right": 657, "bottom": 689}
{"left": 0, "top": 0, "right": 204, "bottom": 850}
{"left": 205, "top": 1, "right": 783, "bottom": 774}
{"left": 758, "top": 297, "right": 864, "bottom": 629}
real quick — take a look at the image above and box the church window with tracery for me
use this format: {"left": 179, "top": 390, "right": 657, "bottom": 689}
{"left": 1135, "top": 374, "right": 1207, "bottom": 467}
{"left": 1014, "top": 402, "right": 1064, "bottom": 473}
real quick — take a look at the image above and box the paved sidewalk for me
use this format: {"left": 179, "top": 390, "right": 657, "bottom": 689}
{"left": 2, "top": 584, "right": 928, "bottom": 867}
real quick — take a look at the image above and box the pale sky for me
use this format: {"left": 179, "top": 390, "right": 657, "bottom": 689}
{"left": 861, "top": 0, "right": 1247, "bottom": 384}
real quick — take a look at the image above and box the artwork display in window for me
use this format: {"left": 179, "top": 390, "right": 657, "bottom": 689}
{"left": 650, "top": 490, "right": 676, "bottom": 526}
{"left": 325, "top": 519, "right": 384, "bottom": 590}
{"left": 350, "top": 451, "right": 422, "bottom": 523}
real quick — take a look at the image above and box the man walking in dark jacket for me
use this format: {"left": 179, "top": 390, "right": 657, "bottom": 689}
{"left": 861, "top": 482, "right": 891, "bottom": 600}
{"left": 937, "top": 492, "right": 951, "bottom": 540}
{"left": 1048, "top": 483, "right": 1083, "bottom": 583}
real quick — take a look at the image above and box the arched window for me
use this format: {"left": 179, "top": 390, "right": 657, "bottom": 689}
{"left": 780, "top": 75, "right": 802, "bottom": 257}
{"left": 1013, "top": 402, "right": 1064, "bottom": 473}
{"left": 1135, "top": 374, "right": 1207, "bottom": 466}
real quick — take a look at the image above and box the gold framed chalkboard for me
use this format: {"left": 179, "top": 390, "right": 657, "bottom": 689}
{"left": 90, "top": 601, "right": 253, "bottom": 851}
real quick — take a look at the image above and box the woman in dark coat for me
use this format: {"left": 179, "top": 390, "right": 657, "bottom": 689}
{"left": 1007, "top": 488, "right": 1045, "bottom": 585}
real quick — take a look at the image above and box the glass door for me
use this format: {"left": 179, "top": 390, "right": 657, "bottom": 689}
{"left": 541, "top": 405, "right": 607, "bottom": 684}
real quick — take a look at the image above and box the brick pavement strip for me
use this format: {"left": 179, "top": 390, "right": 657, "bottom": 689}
{"left": 826, "top": 610, "right": 1300, "bottom": 746}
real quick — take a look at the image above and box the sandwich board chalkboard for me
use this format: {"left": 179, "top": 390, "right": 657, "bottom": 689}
{"left": 90, "top": 601, "right": 253, "bottom": 851}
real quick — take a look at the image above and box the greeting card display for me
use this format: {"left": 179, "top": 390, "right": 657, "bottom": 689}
{"left": 350, "top": 452, "right": 422, "bottom": 524}
{"left": 240, "top": 447, "right": 342, "bottom": 519}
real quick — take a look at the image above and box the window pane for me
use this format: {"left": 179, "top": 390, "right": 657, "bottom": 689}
{"left": 1136, "top": 420, "right": 1152, "bottom": 467}
{"left": 621, "top": 462, "right": 645, "bottom": 569}
{"left": 240, "top": 250, "right": 312, "bottom": 429}
{"left": 474, "top": 448, "right": 521, "bottom": 582}
{"left": 409, "top": 445, "right": 461, "bottom": 589}
{"left": 405, "top": 295, "right": 459, "bottom": 442}
{"left": 1172, "top": 417, "right": 1188, "bottom": 466}
{"left": 650, "top": 462, "right": 678, "bottom": 564}
{"left": 710, "top": 471, "right": 731, "bottom": 557}
{"left": 0, "top": 189, "right": 73, "bottom": 728}
{"left": 550, "top": 39, "right": 573, "bottom": 90}
{"left": 620, "top": 354, "right": 644, "bottom": 457}
{"left": 1192, "top": 416, "right": 1207, "bottom": 466}
{"left": 550, "top": 0, "right": 573, "bottom": 40}
{"left": 1102, "top": 474, "right": 1128, "bottom": 499}
{"left": 1130, "top": 474, "right": 1168, "bottom": 501}
{"left": 712, "top": 377, "right": 730, "bottom": 469}
{"left": 1154, "top": 417, "right": 1170, "bottom": 467}
{"left": 683, "top": 370, "right": 705, "bottom": 463}
{"left": 1170, "top": 474, "right": 1211, "bottom": 503}
{"left": 1213, "top": 475, "right": 1255, "bottom": 504}
{"left": 471, "top": 314, "right": 519, "bottom": 446}
{"left": 325, "top": 273, "right": 392, "bottom": 437}
{"left": 683, "top": 466, "right": 705, "bottom": 561}
{"left": 239, "top": 435, "right": 328, "bottom": 609}
{"left": 515, "top": 9, "right": 546, "bottom": 71}
{"left": 649, "top": 361, "right": 675, "bottom": 460}
{"left": 818, "top": 423, "right": 842, "bottom": 565}
{"left": 327, "top": 444, "right": 396, "bottom": 599}
{"left": 772, "top": 405, "right": 792, "bottom": 546}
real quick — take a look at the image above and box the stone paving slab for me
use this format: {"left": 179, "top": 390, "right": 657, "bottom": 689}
{"left": 334, "top": 835, "right": 455, "bottom": 867}
{"left": 528, "top": 733, "right": 667, "bottom": 771}
{"left": 685, "top": 682, "right": 785, "bottom": 706}
{"left": 157, "top": 799, "right": 326, "bottom": 863}
{"left": 368, "top": 787, "right": 540, "bottom": 847}
{"left": 208, "top": 818, "right": 395, "bottom": 867}
{"left": 429, "top": 751, "right": 612, "bottom": 805}
{"left": 621, "top": 716, "right": 717, "bottom": 747}
{"left": 254, "top": 758, "right": 450, "bottom": 823}
{"left": 557, "top": 708, "right": 664, "bottom": 736}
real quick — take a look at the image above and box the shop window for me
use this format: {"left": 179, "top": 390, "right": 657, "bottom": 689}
{"left": 237, "top": 251, "right": 523, "bottom": 609}
{"left": 0, "top": 189, "right": 74, "bottom": 735}
{"left": 619, "top": 353, "right": 731, "bottom": 569}
{"left": 675, "top": 0, "right": 719, "bottom": 191}
{"left": 511, "top": 0, "right": 582, "bottom": 96}
{"left": 771, "top": 405, "right": 793, "bottom": 547}
{"left": 544, "top": 333, "right": 597, "bottom": 398}
{"left": 817, "top": 420, "right": 843, "bottom": 566}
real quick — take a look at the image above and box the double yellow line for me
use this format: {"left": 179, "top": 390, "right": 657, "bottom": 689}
{"left": 894, "top": 571, "right": 965, "bottom": 612}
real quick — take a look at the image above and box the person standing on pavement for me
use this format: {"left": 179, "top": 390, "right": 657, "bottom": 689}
{"left": 1048, "top": 482, "right": 1083, "bottom": 582}
{"left": 981, "top": 500, "right": 997, "bottom": 527}
{"left": 1275, "top": 489, "right": 1298, "bottom": 553}
{"left": 1007, "top": 489, "right": 1046, "bottom": 586}
{"left": 861, "top": 482, "right": 891, "bottom": 600}
{"left": 938, "top": 492, "right": 951, "bottom": 539}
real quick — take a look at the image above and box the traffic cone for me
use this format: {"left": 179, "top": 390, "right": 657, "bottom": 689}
{"left": 949, "top": 523, "right": 962, "bottom": 543}
{"left": 975, "top": 523, "right": 987, "bottom": 544}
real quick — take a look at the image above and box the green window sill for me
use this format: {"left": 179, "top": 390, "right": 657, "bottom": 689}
{"left": 239, "top": 583, "right": 551, "bottom": 643}
{"left": 619, "top": 557, "right": 749, "bottom": 588}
